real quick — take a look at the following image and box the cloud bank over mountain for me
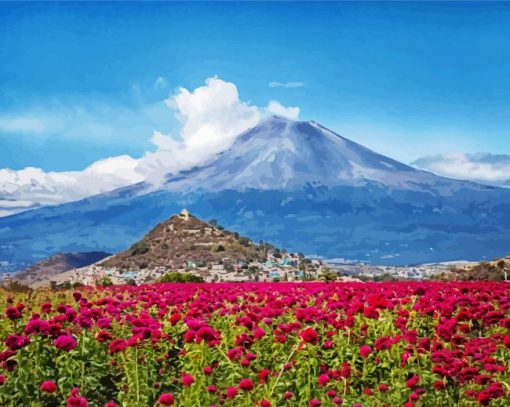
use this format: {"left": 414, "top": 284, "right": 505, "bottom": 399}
{"left": 0, "top": 77, "right": 300, "bottom": 216}
{"left": 411, "top": 153, "right": 510, "bottom": 187}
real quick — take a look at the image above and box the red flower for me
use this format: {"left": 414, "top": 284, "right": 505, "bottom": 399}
{"left": 406, "top": 375, "right": 420, "bottom": 388}
{"left": 378, "top": 383, "right": 389, "bottom": 392}
{"left": 239, "top": 378, "right": 254, "bottom": 391}
{"left": 96, "top": 330, "right": 113, "bottom": 343}
{"left": 317, "top": 374, "right": 330, "bottom": 386}
{"left": 359, "top": 345, "right": 372, "bottom": 358}
{"left": 433, "top": 381, "right": 446, "bottom": 390}
{"left": 226, "top": 387, "right": 238, "bottom": 399}
{"left": 40, "top": 380, "right": 57, "bottom": 393}
{"left": 299, "top": 328, "right": 319, "bottom": 345}
{"left": 54, "top": 335, "right": 77, "bottom": 352}
{"left": 108, "top": 339, "right": 126, "bottom": 354}
{"left": 258, "top": 368, "right": 271, "bottom": 384}
{"left": 503, "top": 334, "right": 510, "bottom": 349}
{"left": 157, "top": 393, "right": 174, "bottom": 405}
{"left": 181, "top": 373, "right": 195, "bottom": 387}
{"left": 169, "top": 313, "right": 181, "bottom": 326}
{"left": 5, "top": 306, "right": 21, "bottom": 320}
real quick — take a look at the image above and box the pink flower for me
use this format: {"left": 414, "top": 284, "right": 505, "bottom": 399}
{"left": 226, "top": 387, "right": 238, "bottom": 399}
{"left": 157, "top": 393, "right": 174, "bottom": 405}
{"left": 258, "top": 368, "right": 271, "bottom": 384}
{"left": 66, "top": 395, "right": 88, "bottom": 407}
{"left": 359, "top": 345, "right": 372, "bottom": 358}
{"left": 54, "top": 335, "right": 77, "bottom": 352}
{"left": 406, "top": 375, "right": 420, "bottom": 388}
{"left": 378, "top": 383, "right": 389, "bottom": 392}
{"left": 318, "top": 374, "right": 330, "bottom": 386}
{"left": 433, "top": 381, "right": 446, "bottom": 390}
{"left": 299, "top": 328, "right": 319, "bottom": 345}
{"left": 40, "top": 380, "right": 57, "bottom": 393}
{"left": 181, "top": 373, "right": 195, "bottom": 387}
{"left": 5, "top": 306, "right": 21, "bottom": 320}
{"left": 239, "top": 378, "right": 254, "bottom": 391}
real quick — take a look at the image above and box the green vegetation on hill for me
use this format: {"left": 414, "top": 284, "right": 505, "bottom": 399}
{"left": 160, "top": 272, "right": 204, "bottom": 283}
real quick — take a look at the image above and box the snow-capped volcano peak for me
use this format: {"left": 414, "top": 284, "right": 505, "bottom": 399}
{"left": 163, "top": 116, "right": 441, "bottom": 191}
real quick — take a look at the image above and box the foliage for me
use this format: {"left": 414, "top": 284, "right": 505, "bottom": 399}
{"left": 319, "top": 270, "right": 337, "bottom": 282}
{"left": 0, "top": 282, "right": 509, "bottom": 406}
{"left": 98, "top": 276, "right": 113, "bottom": 287}
{"left": 159, "top": 272, "right": 204, "bottom": 283}
{"left": 129, "top": 240, "right": 149, "bottom": 256}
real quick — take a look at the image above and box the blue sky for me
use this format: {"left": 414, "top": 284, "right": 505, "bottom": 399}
{"left": 1, "top": 2, "right": 510, "bottom": 176}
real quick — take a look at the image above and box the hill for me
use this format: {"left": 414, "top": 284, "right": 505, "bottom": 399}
{"left": 14, "top": 251, "right": 111, "bottom": 287}
{"left": 438, "top": 255, "right": 510, "bottom": 281}
{"left": 1, "top": 116, "right": 510, "bottom": 269}
{"left": 99, "top": 210, "right": 274, "bottom": 271}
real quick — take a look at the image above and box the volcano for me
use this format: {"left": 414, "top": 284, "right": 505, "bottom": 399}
{"left": 1, "top": 116, "right": 510, "bottom": 269}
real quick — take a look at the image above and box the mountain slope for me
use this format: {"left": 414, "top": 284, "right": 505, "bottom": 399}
{"left": 14, "top": 251, "right": 111, "bottom": 286}
{"left": 99, "top": 211, "right": 270, "bottom": 270}
{"left": 1, "top": 116, "right": 509, "bottom": 269}
{"left": 163, "top": 117, "right": 488, "bottom": 193}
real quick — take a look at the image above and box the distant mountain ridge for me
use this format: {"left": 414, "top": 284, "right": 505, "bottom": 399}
{"left": 1, "top": 116, "right": 510, "bottom": 270}
{"left": 15, "top": 251, "right": 111, "bottom": 286}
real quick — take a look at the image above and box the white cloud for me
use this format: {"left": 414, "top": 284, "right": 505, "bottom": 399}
{"left": 0, "top": 116, "right": 47, "bottom": 133}
{"left": 0, "top": 77, "right": 301, "bottom": 216}
{"left": 411, "top": 153, "right": 510, "bottom": 186}
{"left": 166, "top": 76, "right": 261, "bottom": 152}
{"left": 266, "top": 100, "right": 300, "bottom": 120}
{"left": 268, "top": 81, "right": 305, "bottom": 89}
{"left": 0, "top": 156, "right": 146, "bottom": 216}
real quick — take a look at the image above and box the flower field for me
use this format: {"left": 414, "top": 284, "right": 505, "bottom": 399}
{"left": 1, "top": 282, "right": 509, "bottom": 406}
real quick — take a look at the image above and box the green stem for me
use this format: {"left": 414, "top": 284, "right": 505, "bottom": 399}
{"left": 134, "top": 346, "right": 140, "bottom": 404}
{"left": 268, "top": 342, "right": 300, "bottom": 398}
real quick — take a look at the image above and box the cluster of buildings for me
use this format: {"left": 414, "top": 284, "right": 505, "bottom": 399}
{"left": 324, "top": 259, "right": 473, "bottom": 280}
{"left": 61, "top": 251, "right": 326, "bottom": 286}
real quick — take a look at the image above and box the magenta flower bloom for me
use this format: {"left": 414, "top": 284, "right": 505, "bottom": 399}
{"left": 157, "top": 393, "right": 174, "bottom": 405}
{"left": 239, "top": 378, "right": 254, "bottom": 391}
{"left": 318, "top": 374, "right": 330, "bottom": 386}
{"left": 181, "top": 373, "right": 195, "bottom": 387}
{"left": 54, "top": 335, "right": 77, "bottom": 352}
{"left": 226, "top": 386, "right": 238, "bottom": 399}
{"left": 40, "top": 380, "right": 57, "bottom": 393}
{"left": 406, "top": 375, "right": 420, "bottom": 388}
{"left": 299, "top": 327, "right": 319, "bottom": 345}
{"left": 359, "top": 345, "right": 372, "bottom": 358}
